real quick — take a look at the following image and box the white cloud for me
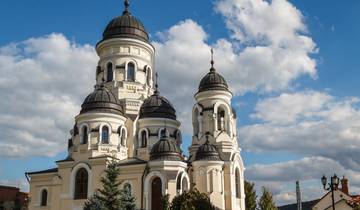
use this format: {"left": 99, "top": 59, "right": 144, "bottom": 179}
{"left": 240, "top": 91, "right": 360, "bottom": 170}
{"left": 246, "top": 156, "right": 360, "bottom": 205}
{"left": 154, "top": 0, "right": 317, "bottom": 132}
{"left": 0, "top": 33, "right": 97, "bottom": 158}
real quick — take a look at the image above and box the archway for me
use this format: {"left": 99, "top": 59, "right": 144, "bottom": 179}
{"left": 151, "top": 177, "right": 162, "bottom": 210}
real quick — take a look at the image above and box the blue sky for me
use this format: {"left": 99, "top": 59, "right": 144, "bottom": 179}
{"left": 1, "top": 0, "right": 360, "bottom": 205}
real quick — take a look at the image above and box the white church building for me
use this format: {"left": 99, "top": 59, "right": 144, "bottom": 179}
{"left": 26, "top": 1, "right": 245, "bottom": 210}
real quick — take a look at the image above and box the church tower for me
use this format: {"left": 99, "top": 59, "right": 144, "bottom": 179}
{"left": 189, "top": 50, "right": 245, "bottom": 210}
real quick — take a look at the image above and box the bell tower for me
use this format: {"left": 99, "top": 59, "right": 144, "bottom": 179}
{"left": 95, "top": 0, "right": 155, "bottom": 116}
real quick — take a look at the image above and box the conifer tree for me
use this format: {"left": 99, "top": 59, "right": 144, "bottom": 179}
{"left": 119, "top": 183, "right": 137, "bottom": 210}
{"left": 245, "top": 181, "right": 257, "bottom": 210}
{"left": 84, "top": 158, "right": 123, "bottom": 210}
{"left": 258, "top": 187, "right": 278, "bottom": 210}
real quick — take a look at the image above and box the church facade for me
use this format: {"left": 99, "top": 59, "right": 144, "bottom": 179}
{"left": 26, "top": 2, "right": 245, "bottom": 210}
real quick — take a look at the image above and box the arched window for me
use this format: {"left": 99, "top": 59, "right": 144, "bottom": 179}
{"left": 107, "top": 63, "right": 113, "bottom": 82}
{"left": 127, "top": 63, "right": 135, "bottom": 81}
{"left": 101, "top": 126, "right": 109, "bottom": 144}
{"left": 193, "top": 108, "right": 200, "bottom": 136}
{"left": 81, "top": 126, "right": 88, "bottom": 144}
{"left": 123, "top": 183, "right": 132, "bottom": 194}
{"left": 146, "top": 68, "right": 152, "bottom": 86}
{"left": 175, "top": 130, "right": 182, "bottom": 146}
{"left": 75, "top": 168, "right": 88, "bottom": 199}
{"left": 40, "top": 189, "right": 48, "bottom": 206}
{"left": 217, "top": 107, "right": 226, "bottom": 131}
{"left": 235, "top": 169, "right": 241, "bottom": 198}
{"left": 160, "top": 129, "right": 167, "bottom": 138}
{"left": 121, "top": 128, "right": 126, "bottom": 146}
{"left": 141, "top": 130, "right": 147, "bottom": 148}
{"left": 151, "top": 177, "right": 162, "bottom": 210}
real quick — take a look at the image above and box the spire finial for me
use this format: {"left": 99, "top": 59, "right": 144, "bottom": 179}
{"left": 210, "top": 48, "right": 215, "bottom": 72}
{"left": 154, "top": 72, "right": 159, "bottom": 94}
{"left": 124, "top": 0, "right": 130, "bottom": 14}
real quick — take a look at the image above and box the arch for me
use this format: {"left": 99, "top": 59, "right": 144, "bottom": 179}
{"left": 146, "top": 66, "right": 152, "bottom": 86}
{"left": 176, "top": 171, "right": 190, "bottom": 195}
{"left": 144, "top": 171, "right": 166, "bottom": 210}
{"left": 80, "top": 124, "right": 89, "bottom": 144}
{"left": 174, "top": 130, "right": 182, "bottom": 146}
{"left": 121, "top": 181, "right": 133, "bottom": 194}
{"left": 74, "top": 168, "right": 88, "bottom": 199}
{"left": 214, "top": 102, "right": 232, "bottom": 135}
{"left": 158, "top": 128, "right": 169, "bottom": 138}
{"left": 141, "top": 130, "right": 147, "bottom": 148}
{"left": 70, "top": 163, "right": 92, "bottom": 199}
{"left": 117, "top": 127, "right": 127, "bottom": 147}
{"left": 100, "top": 125, "right": 110, "bottom": 144}
{"left": 192, "top": 104, "right": 203, "bottom": 137}
{"left": 126, "top": 62, "right": 136, "bottom": 82}
{"left": 106, "top": 62, "right": 114, "bottom": 82}
{"left": 40, "top": 189, "right": 48, "bottom": 206}
{"left": 235, "top": 168, "right": 241, "bottom": 198}
{"left": 151, "top": 177, "right": 162, "bottom": 210}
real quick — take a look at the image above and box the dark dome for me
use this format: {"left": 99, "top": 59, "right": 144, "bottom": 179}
{"left": 150, "top": 136, "right": 183, "bottom": 161}
{"left": 139, "top": 90, "right": 176, "bottom": 120}
{"left": 80, "top": 85, "right": 124, "bottom": 115}
{"left": 198, "top": 67, "right": 229, "bottom": 93}
{"left": 195, "top": 140, "right": 221, "bottom": 161}
{"left": 102, "top": 2, "right": 149, "bottom": 43}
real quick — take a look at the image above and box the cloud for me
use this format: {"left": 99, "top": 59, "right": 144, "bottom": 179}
{"left": 240, "top": 91, "right": 360, "bottom": 170}
{"left": 246, "top": 156, "right": 360, "bottom": 205}
{"left": 0, "top": 179, "right": 29, "bottom": 192}
{"left": 0, "top": 33, "right": 97, "bottom": 158}
{"left": 154, "top": 0, "right": 317, "bottom": 132}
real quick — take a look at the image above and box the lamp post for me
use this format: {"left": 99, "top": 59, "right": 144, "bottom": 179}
{"left": 321, "top": 174, "right": 340, "bottom": 210}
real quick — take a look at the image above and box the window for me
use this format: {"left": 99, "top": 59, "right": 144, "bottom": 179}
{"left": 107, "top": 63, "right": 113, "bottom": 82}
{"left": 40, "top": 189, "right": 48, "bottom": 206}
{"left": 175, "top": 130, "right": 182, "bottom": 146}
{"left": 75, "top": 168, "right": 88, "bottom": 199}
{"left": 160, "top": 129, "right": 167, "bottom": 138}
{"left": 127, "top": 63, "right": 135, "bottom": 81}
{"left": 101, "top": 126, "right": 109, "bottom": 144}
{"left": 123, "top": 183, "right": 132, "bottom": 194}
{"left": 235, "top": 169, "right": 241, "bottom": 198}
{"left": 81, "top": 126, "right": 88, "bottom": 144}
{"left": 141, "top": 130, "right": 147, "bottom": 148}
{"left": 146, "top": 68, "right": 152, "bottom": 86}
{"left": 121, "top": 128, "right": 126, "bottom": 146}
{"left": 217, "top": 108, "right": 226, "bottom": 131}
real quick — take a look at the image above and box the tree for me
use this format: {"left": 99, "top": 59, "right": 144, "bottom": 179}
{"left": 245, "top": 181, "right": 257, "bottom": 210}
{"left": 84, "top": 158, "right": 136, "bottom": 210}
{"left": 258, "top": 187, "right": 278, "bottom": 210}
{"left": 170, "top": 189, "right": 215, "bottom": 210}
{"left": 162, "top": 194, "right": 170, "bottom": 210}
{"left": 119, "top": 183, "right": 136, "bottom": 210}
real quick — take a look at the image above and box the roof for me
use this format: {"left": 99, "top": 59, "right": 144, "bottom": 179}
{"left": 117, "top": 157, "right": 147, "bottom": 166}
{"left": 278, "top": 200, "right": 319, "bottom": 210}
{"left": 26, "top": 167, "right": 58, "bottom": 175}
{"left": 195, "top": 140, "right": 222, "bottom": 161}
{"left": 150, "top": 136, "right": 183, "bottom": 161}
{"left": 198, "top": 67, "right": 229, "bottom": 93}
{"left": 80, "top": 85, "right": 124, "bottom": 115}
{"left": 100, "top": 1, "right": 149, "bottom": 43}
{"left": 139, "top": 89, "right": 176, "bottom": 120}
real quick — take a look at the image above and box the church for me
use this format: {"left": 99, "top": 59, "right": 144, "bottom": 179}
{"left": 26, "top": 1, "right": 245, "bottom": 210}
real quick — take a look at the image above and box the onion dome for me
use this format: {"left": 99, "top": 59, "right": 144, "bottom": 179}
{"left": 198, "top": 49, "right": 229, "bottom": 93}
{"left": 80, "top": 85, "right": 124, "bottom": 115}
{"left": 139, "top": 75, "right": 176, "bottom": 120}
{"left": 102, "top": 0, "right": 149, "bottom": 43}
{"left": 195, "top": 137, "right": 221, "bottom": 161}
{"left": 150, "top": 134, "right": 183, "bottom": 161}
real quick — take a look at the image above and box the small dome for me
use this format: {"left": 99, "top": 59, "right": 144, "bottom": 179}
{"left": 195, "top": 140, "right": 221, "bottom": 161}
{"left": 198, "top": 67, "right": 229, "bottom": 93}
{"left": 80, "top": 85, "right": 124, "bottom": 115}
{"left": 150, "top": 136, "right": 183, "bottom": 161}
{"left": 139, "top": 90, "right": 176, "bottom": 120}
{"left": 101, "top": 2, "right": 149, "bottom": 43}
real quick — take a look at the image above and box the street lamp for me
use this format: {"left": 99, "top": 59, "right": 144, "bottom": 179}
{"left": 321, "top": 174, "right": 340, "bottom": 210}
